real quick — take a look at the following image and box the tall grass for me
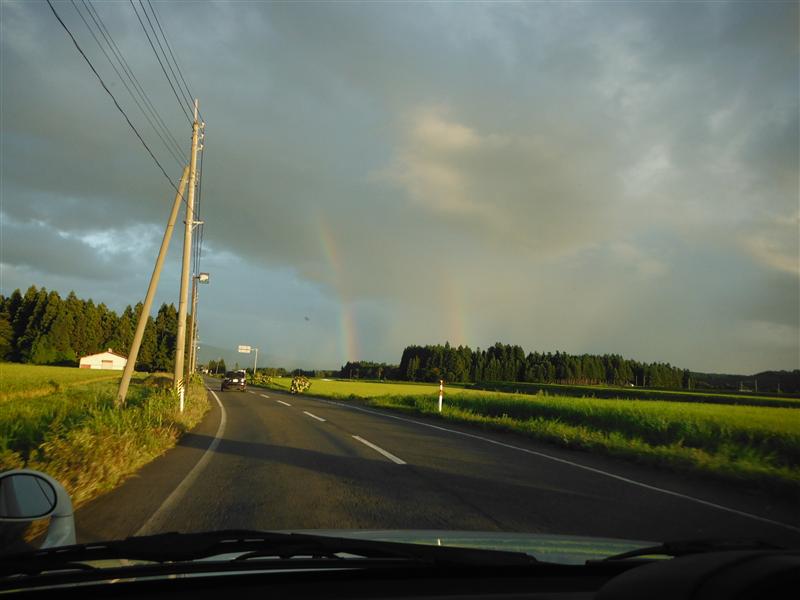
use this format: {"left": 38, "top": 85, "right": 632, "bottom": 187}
{"left": 430, "top": 394, "right": 799, "bottom": 466}
{"left": 0, "top": 372, "right": 209, "bottom": 507}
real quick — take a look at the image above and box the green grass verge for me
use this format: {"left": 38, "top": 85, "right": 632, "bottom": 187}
{"left": 0, "top": 369, "right": 209, "bottom": 509}
{"left": 264, "top": 378, "right": 800, "bottom": 497}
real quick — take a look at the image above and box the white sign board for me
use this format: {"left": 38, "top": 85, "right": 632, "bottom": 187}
{"left": 237, "top": 345, "right": 251, "bottom": 353}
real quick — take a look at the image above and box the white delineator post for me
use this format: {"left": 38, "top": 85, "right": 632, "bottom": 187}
{"left": 439, "top": 379, "right": 444, "bottom": 412}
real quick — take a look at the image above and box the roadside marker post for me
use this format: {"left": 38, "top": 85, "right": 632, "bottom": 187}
{"left": 439, "top": 379, "right": 444, "bottom": 413}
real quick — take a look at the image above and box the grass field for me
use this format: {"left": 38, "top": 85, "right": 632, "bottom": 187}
{"left": 468, "top": 381, "right": 800, "bottom": 408}
{"left": 0, "top": 363, "right": 124, "bottom": 402}
{"left": 0, "top": 364, "right": 209, "bottom": 511}
{"left": 264, "top": 378, "right": 800, "bottom": 495}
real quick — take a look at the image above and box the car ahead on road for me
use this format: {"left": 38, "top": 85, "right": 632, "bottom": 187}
{"left": 221, "top": 370, "right": 247, "bottom": 392}
{"left": 0, "top": 469, "right": 796, "bottom": 599}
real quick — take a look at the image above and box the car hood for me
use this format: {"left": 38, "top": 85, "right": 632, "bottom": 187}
{"left": 281, "top": 529, "right": 655, "bottom": 565}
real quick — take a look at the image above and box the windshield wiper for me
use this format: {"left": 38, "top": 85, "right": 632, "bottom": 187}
{"left": 598, "top": 538, "right": 786, "bottom": 562}
{"left": 1, "top": 529, "right": 536, "bottom": 577}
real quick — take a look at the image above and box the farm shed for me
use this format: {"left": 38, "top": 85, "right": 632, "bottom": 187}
{"left": 78, "top": 349, "right": 127, "bottom": 370}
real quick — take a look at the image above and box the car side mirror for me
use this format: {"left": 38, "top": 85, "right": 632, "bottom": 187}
{"left": 0, "top": 469, "right": 76, "bottom": 548}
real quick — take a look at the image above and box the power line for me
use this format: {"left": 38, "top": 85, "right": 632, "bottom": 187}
{"left": 129, "top": 0, "right": 192, "bottom": 123}
{"left": 146, "top": 0, "right": 203, "bottom": 123}
{"left": 70, "top": 0, "right": 184, "bottom": 168}
{"left": 138, "top": 0, "right": 194, "bottom": 114}
{"left": 46, "top": 0, "right": 185, "bottom": 201}
{"left": 84, "top": 0, "right": 186, "bottom": 160}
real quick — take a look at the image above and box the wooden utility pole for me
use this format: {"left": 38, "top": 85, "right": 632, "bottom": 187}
{"left": 174, "top": 99, "right": 200, "bottom": 411}
{"left": 116, "top": 166, "right": 190, "bottom": 407}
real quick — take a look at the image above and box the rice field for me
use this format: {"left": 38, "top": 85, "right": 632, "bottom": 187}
{"left": 0, "top": 363, "right": 124, "bottom": 402}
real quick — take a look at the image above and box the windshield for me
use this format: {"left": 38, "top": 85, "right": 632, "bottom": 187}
{"left": 0, "top": 0, "right": 798, "bottom": 565}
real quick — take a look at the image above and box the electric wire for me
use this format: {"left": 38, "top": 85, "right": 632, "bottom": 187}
{"left": 46, "top": 0, "right": 187, "bottom": 204}
{"left": 70, "top": 0, "right": 184, "bottom": 168}
{"left": 84, "top": 0, "right": 186, "bottom": 160}
{"left": 138, "top": 0, "right": 194, "bottom": 114}
{"left": 145, "top": 0, "right": 204, "bottom": 123}
{"left": 129, "top": 0, "right": 192, "bottom": 123}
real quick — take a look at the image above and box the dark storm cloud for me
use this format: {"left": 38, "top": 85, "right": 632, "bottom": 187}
{"left": 1, "top": 217, "right": 119, "bottom": 280}
{"left": 1, "top": 0, "right": 797, "bottom": 371}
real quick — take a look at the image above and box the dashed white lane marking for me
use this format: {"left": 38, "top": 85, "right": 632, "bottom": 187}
{"left": 260, "top": 394, "right": 270, "bottom": 399}
{"left": 276, "top": 400, "right": 292, "bottom": 407}
{"left": 351, "top": 435, "right": 406, "bottom": 465}
{"left": 314, "top": 399, "right": 799, "bottom": 533}
{"left": 303, "top": 411, "right": 326, "bottom": 422}
{"left": 136, "top": 387, "right": 227, "bottom": 536}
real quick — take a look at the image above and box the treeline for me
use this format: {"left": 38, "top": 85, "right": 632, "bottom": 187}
{"left": 398, "top": 343, "right": 690, "bottom": 388}
{"left": 691, "top": 370, "right": 800, "bottom": 394}
{"left": 0, "top": 285, "right": 180, "bottom": 372}
{"left": 337, "top": 361, "right": 400, "bottom": 380}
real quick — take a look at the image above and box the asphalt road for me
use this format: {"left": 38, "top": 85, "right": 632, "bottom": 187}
{"left": 75, "top": 379, "right": 800, "bottom": 547}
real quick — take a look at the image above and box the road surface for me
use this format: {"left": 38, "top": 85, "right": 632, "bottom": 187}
{"left": 76, "top": 379, "right": 800, "bottom": 546}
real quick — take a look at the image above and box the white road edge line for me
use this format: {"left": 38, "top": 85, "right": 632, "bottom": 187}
{"left": 352, "top": 435, "right": 406, "bottom": 465}
{"left": 276, "top": 400, "right": 291, "bottom": 406}
{"left": 260, "top": 394, "right": 271, "bottom": 399}
{"left": 135, "top": 386, "right": 227, "bottom": 537}
{"left": 315, "top": 399, "right": 800, "bottom": 533}
{"left": 303, "top": 411, "right": 326, "bottom": 422}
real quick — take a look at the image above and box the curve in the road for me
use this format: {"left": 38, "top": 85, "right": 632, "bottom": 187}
{"left": 134, "top": 387, "right": 227, "bottom": 536}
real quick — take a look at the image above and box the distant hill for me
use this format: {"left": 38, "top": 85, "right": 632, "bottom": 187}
{"left": 691, "top": 370, "right": 800, "bottom": 394}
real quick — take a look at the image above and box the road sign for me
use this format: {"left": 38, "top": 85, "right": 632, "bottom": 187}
{"left": 238, "top": 345, "right": 251, "bottom": 353}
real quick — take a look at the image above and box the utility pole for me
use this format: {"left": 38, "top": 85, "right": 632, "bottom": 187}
{"left": 117, "top": 166, "right": 190, "bottom": 407}
{"left": 174, "top": 99, "right": 201, "bottom": 411}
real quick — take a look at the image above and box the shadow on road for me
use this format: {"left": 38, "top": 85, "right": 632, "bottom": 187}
{"left": 172, "top": 431, "right": 773, "bottom": 542}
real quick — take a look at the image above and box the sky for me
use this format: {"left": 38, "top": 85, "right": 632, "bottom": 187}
{"left": 1, "top": 0, "right": 798, "bottom": 374}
